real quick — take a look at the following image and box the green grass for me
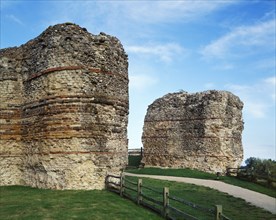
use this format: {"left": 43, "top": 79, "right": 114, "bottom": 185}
{"left": 0, "top": 186, "right": 162, "bottom": 220}
{"left": 126, "top": 167, "right": 276, "bottom": 198}
{"left": 128, "top": 155, "right": 142, "bottom": 167}
{"left": 2, "top": 180, "right": 275, "bottom": 220}
{"left": 124, "top": 176, "right": 276, "bottom": 220}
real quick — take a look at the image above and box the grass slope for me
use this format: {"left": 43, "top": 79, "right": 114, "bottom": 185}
{"left": 0, "top": 186, "right": 162, "bottom": 220}
{"left": 127, "top": 167, "right": 276, "bottom": 198}
{"left": 124, "top": 176, "right": 276, "bottom": 220}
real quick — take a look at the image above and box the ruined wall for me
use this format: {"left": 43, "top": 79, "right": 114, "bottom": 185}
{"left": 0, "top": 23, "right": 129, "bottom": 189}
{"left": 142, "top": 90, "right": 243, "bottom": 173}
{"left": 0, "top": 48, "right": 24, "bottom": 185}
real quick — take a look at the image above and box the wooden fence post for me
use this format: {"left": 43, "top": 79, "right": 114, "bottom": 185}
{"left": 120, "top": 173, "right": 125, "bottom": 197}
{"left": 137, "top": 179, "right": 142, "bottom": 205}
{"left": 215, "top": 205, "right": 222, "bottom": 220}
{"left": 163, "top": 187, "right": 169, "bottom": 218}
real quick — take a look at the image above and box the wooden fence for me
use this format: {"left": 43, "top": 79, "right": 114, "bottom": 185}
{"left": 105, "top": 173, "right": 231, "bottom": 220}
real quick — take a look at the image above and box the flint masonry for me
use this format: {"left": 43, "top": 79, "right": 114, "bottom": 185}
{"left": 0, "top": 23, "right": 129, "bottom": 189}
{"left": 142, "top": 90, "right": 244, "bottom": 173}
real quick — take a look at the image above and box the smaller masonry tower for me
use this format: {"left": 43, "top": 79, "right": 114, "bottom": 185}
{"left": 142, "top": 90, "right": 244, "bottom": 173}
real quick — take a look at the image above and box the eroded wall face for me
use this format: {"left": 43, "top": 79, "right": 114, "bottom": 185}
{"left": 0, "top": 23, "right": 128, "bottom": 189}
{"left": 22, "top": 69, "right": 128, "bottom": 189}
{"left": 0, "top": 55, "right": 23, "bottom": 185}
{"left": 142, "top": 91, "right": 244, "bottom": 173}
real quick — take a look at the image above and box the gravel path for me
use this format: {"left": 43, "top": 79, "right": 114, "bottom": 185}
{"left": 124, "top": 173, "right": 276, "bottom": 214}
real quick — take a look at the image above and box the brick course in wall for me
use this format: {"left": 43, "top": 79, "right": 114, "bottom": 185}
{"left": 0, "top": 23, "right": 129, "bottom": 189}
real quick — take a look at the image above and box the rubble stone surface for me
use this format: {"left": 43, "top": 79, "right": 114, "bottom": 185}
{"left": 142, "top": 90, "right": 244, "bottom": 173}
{"left": 0, "top": 23, "right": 129, "bottom": 189}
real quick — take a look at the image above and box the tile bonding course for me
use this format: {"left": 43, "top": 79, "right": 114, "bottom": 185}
{"left": 0, "top": 23, "right": 129, "bottom": 189}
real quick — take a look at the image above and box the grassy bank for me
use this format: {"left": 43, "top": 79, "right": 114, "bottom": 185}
{"left": 123, "top": 176, "right": 276, "bottom": 220}
{"left": 0, "top": 186, "right": 162, "bottom": 220}
{"left": 127, "top": 167, "right": 276, "bottom": 198}
{"left": 2, "top": 181, "right": 275, "bottom": 220}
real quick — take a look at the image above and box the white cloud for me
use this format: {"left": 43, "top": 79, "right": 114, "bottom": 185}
{"left": 226, "top": 76, "right": 275, "bottom": 119}
{"left": 118, "top": 1, "right": 238, "bottom": 23}
{"left": 201, "top": 19, "right": 275, "bottom": 60}
{"left": 43, "top": 0, "right": 238, "bottom": 37}
{"left": 49, "top": 1, "right": 231, "bottom": 25}
{"left": 126, "top": 43, "right": 185, "bottom": 63}
{"left": 129, "top": 74, "right": 158, "bottom": 90}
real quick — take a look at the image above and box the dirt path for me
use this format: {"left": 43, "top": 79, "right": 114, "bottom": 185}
{"left": 124, "top": 173, "right": 276, "bottom": 214}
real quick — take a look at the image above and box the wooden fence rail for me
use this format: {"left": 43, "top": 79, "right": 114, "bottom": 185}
{"left": 105, "top": 173, "right": 231, "bottom": 220}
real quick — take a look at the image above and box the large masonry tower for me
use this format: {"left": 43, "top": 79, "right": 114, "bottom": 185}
{"left": 0, "top": 23, "right": 129, "bottom": 189}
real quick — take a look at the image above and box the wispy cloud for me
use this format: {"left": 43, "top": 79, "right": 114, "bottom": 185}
{"left": 117, "top": 1, "right": 238, "bottom": 23}
{"left": 126, "top": 43, "right": 185, "bottom": 63}
{"left": 1, "top": 1, "right": 21, "bottom": 9}
{"left": 43, "top": 1, "right": 238, "bottom": 37}
{"left": 226, "top": 76, "right": 275, "bottom": 119}
{"left": 264, "top": 76, "right": 276, "bottom": 100}
{"left": 201, "top": 19, "right": 275, "bottom": 60}
{"left": 213, "top": 63, "right": 234, "bottom": 70}
{"left": 263, "top": 76, "right": 276, "bottom": 86}
{"left": 47, "top": 1, "right": 235, "bottom": 24}
{"left": 6, "top": 14, "right": 24, "bottom": 26}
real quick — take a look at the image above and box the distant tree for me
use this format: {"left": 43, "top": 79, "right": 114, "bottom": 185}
{"left": 244, "top": 157, "right": 276, "bottom": 177}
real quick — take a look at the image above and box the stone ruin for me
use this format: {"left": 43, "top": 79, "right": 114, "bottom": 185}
{"left": 142, "top": 90, "right": 244, "bottom": 173}
{"left": 0, "top": 23, "right": 129, "bottom": 189}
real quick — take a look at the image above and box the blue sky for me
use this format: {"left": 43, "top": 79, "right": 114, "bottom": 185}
{"left": 1, "top": 0, "right": 275, "bottom": 162}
